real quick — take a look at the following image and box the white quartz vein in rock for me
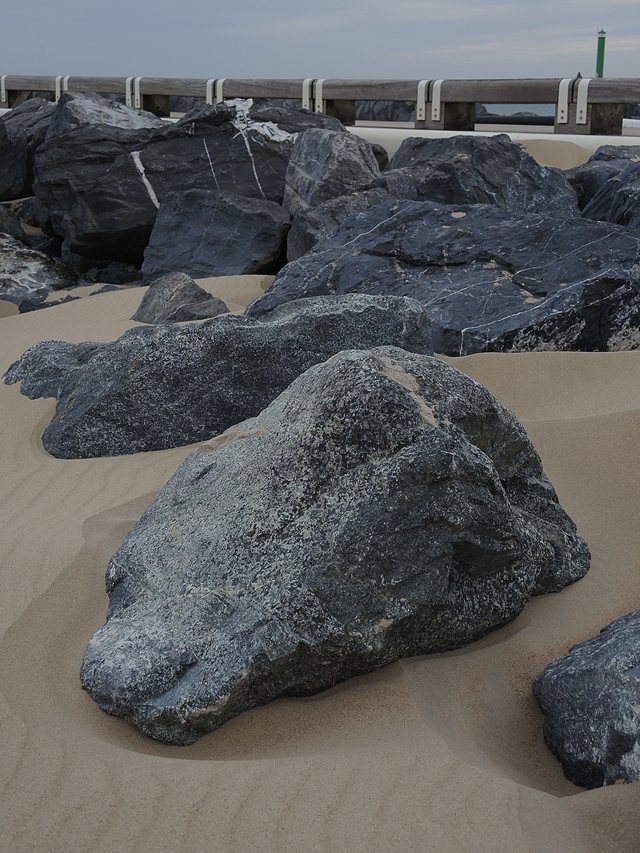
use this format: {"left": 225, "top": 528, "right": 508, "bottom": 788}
{"left": 130, "top": 151, "right": 160, "bottom": 209}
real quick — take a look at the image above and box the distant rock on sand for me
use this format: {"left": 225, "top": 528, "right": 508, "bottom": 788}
{"left": 534, "top": 609, "right": 640, "bottom": 788}
{"left": 79, "top": 347, "right": 589, "bottom": 744}
{"left": 132, "top": 272, "right": 228, "bottom": 323}
{"left": 4, "top": 294, "right": 433, "bottom": 457}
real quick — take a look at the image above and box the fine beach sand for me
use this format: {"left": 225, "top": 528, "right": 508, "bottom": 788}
{"left": 1, "top": 280, "right": 640, "bottom": 852}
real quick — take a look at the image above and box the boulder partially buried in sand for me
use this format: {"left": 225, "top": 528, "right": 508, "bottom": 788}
{"left": 132, "top": 272, "right": 228, "bottom": 323}
{"left": 80, "top": 347, "right": 590, "bottom": 744}
{"left": 4, "top": 294, "right": 432, "bottom": 457}
{"left": 533, "top": 609, "right": 640, "bottom": 789}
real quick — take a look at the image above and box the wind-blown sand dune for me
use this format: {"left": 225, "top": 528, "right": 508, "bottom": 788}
{"left": 1, "top": 283, "right": 639, "bottom": 852}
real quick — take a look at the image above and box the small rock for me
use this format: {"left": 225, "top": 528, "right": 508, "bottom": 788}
{"left": 566, "top": 145, "right": 640, "bottom": 209}
{"left": 132, "top": 272, "right": 228, "bottom": 323}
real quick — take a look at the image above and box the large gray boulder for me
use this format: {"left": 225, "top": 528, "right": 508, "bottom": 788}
{"left": 79, "top": 347, "right": 589, "bottom": 744}
{"left": 141, "top": 190, "right": 291, "bottom": 282}
{"left": 0, "top": 98, "right": 56, "bottom": 200}
{"left": 132, "top": 272, "right": 228, "bottom": 323}
{"left": 533, "top": 609, "right": 640, "bottom": 789}
{"left": 4, "top": 294, "right": 432, "bottom": 457}
{"left": 283, "top": 128, "right": 380, "bottom": 218}
{"left": 247, "top": 199, "right": 640, "bottom": 355}
{"left": 34, "top": 98, "right": 342, "bottom": 265}
{"left": 565, "top": 144, "right": 640, "bottom": 209}
{"left": 0, "top": 234, "right": 78, "bottom": 310}
{"left": 582, "top": 161, "right": 640, "bottom": 232}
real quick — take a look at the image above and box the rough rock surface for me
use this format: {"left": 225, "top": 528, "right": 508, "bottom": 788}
{"left": 533, "top": 609, "right": 640, "bottom": 788}
{"left": 79, "top": 347, "right": 589, "bottom": 744}
{"left": 0, "top": 204, "right": 28, "bottom": 244}
{"left": 582, "top": 161, "right": 640, "bottom": 232}
{"left": 34, "top": 98, "right": 342, "bottom": 264}
{"left": 141, "top": 190, "right": 291, "bottom": 281}
{"left": 283, "top": 128, "right": 380, "bottom": 218}
{"left": 565, "top": 145, "right": 640, "bottom": 209}
{"left": 0, "top": 98, "right": 56, "bottom": 200}
{"left": 132, "top": 272, "right": 228, "bottom": 323}
{"left": 247, "top": 199, "right": 640, "bottom": 355}
{"left": 355, "top": 100, "right": 416, "bottom": 122}
{"left": 4, "top": 294, "right": 433, "bottom": 457}
{"left": 45, "top": 90, "right": 164, "bottom": 138}
{"left": 0, "top": 234, "right": 78, "bottom": 310}
{"left": 385, "top": 134, "right": 578, "bottom": 216}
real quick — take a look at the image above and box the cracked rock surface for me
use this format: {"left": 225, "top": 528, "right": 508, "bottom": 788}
{"left": 534, "top": 609, "right": 640, "bottom": 788}
{"left": 4, "top": 294, "right": 432, "bottom": 457}
{"left": 247, "top": 199, "right": 640, "bottom": 355}
{"left": 80, "top": 347, "right": 589, "bottom": 744}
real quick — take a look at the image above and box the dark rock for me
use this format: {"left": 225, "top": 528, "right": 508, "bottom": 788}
{"left": 9, "top": 196, "right": 40, "bottom": 227}
{"left": 0, "top": 204, "right": 28, "bottom": 243}
{"left": 141, "top": 190, "right": 291, "bottom": 281}
{"left": 247, "top": 199, "right": 640, "bottom": 355}
{"left": 386, "top": 134, "right": 578, "bottom": 216}
{"left": 355, "top": 100, "right": 416, "bottom": 122}
{"left": 370, "top": 142, "right": 389, "bottom": 172}
{"left": 94, "top": 261, "right": 142, "bottom": 285}
{"left": 582, "top": 161, "right": 640, "bottom": 231}
{"left": 132, "top": 272, "right": 228, "bottom": 323}
{"left": 79, "top": 346, "right": 589, "bottom": 744}
{"left": 34, "top": 98, "right": 342, "bottom": 265}
{"left": 0, "top": 98, "right": 56, "bottom": 200}
{"left": 565, "top": 145, "right": 640, "bottom": 209}
{"left": 283, "top": 128, "right": 380, "bottom": 218}
{"left": 624, "top": 104, "right": 640, "bottom": 119}
{"left": 23, "top": 233, "right": 62, "bottom": 257}
{"left": 533, "top": 609, "right": 640, "bottom": 788}
{"left": 0, "top": 234, "right": 78, "bottom": 309}
{"left": 4, "top": 294, "right": 433, "bottom": 457}
{"left": 45, "top": 90, "right": 164, "bottom": 140}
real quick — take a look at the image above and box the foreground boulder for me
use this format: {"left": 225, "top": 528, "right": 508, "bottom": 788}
{"left": 248, "top": 199, "right": 640, "bottom": 354}
{"left": 582, "top": 161, "right": 640, "bottom": 232}
{"left": 35, "top": 97, "right": 342, "bottom": 264}
{"left": 0, "top": 234, "right": 78, "bottom": 310}
{"left": 533, "top": 610, "right": 640, "bottom": 788}
{"left": 0, "top": 98, "right": 56, "bottom": 200}
{"left": 132, "top": 272, "right": 228, "bottom": 323}
{"left": 79, "top": 347, "right": 589, "bottom": 744}
{"left": 565, "top": 145, "right": 640, "bottom": 209}
{"left": 4, "top": 294, "right": 432, "bottom": 457}
{"left": 141, "top": 190, "right": 291, "bottom": 281}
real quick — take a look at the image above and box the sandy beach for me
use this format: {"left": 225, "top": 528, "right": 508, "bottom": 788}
{"left": 1, "top": 280, "right": 640, "bottom": 852}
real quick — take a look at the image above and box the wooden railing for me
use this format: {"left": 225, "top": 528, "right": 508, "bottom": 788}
{"left": 2, "top": 75, "right": 640, "bottom": 135}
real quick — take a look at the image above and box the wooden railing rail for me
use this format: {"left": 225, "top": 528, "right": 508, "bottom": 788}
{"left": 1, "top": 75, "right": 639, "bottom": 135}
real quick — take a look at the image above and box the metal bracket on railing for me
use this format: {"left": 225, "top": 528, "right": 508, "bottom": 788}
{"left": 556, "top": 78, "right": 572, "bottom": 124}
{"left": 205, "top": 79, "right": 216, "bottom": 105}
{"left": 215, "top": 79, "right": 226, "bottom": 103}
{"left": 0, "top": 75, "right": 6, "bottom": 106}
{"left": 576, "top": 77, "right": 591, "bottom": 125}
{"left": 314, "top": 79, "right": 325, "bottom": 113}
{"left": 125, "top": 77, "right": 134, "bottom": 107}
{"left": 55, "top": 76, "right": 70, "bottom": 101}
{"left": 134, "top": 77, "right": 143, "bottom": 109}
{"left": 302, "top": 78, "right": 313, "bottom": 111}
{"left": 415, "top": 79, "right": 430, "bottom": 121}
{"left": 431, "top": 79, "right": 443, "bottom": 122}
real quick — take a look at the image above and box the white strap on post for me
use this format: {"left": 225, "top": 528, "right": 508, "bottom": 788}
{"left": 415, "top": 79, "right": 429, "bottom": 121}
{"left": 576, "top": 77, "right": 591, "bottom": 125}
{"left": 134, "top": 77, "right": 143, "bottom": 109}
{"left": 125, "top": 77, "right": 134, "bottom": 107}
{"left": 55, "top": 76, "right": 65, "bottom": 101}
{"left": 431, "top": 79, "right": 443, "bottom": 122}
{"left": 314, "top": 78, "right": 325, "bottom": 113}
{"left": 1, "top": 75, "right": 6, "bottom": 106}
{"left": 215, "top": 78, "right": 226, "bottom": 103}
{"left": 205, "top": 79, "right": 216, "bottom": 105}
{"left": 302, "top": 78, "right": 313, "bottom": 111}
{"left": 556, "top": 78, "right": 572, "bottom": 124}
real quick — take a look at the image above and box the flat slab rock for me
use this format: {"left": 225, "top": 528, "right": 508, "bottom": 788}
{"left": 132, "top": 272, "right": 228, "bottom": 323}
{"left": 80, "top": 347, "right": 589, "bottom": 744}
{"left": 533, "top": 609, "right": 640, "bottom": 788}
{"left": 247, "top": 199, "right": 640, "bottom": 355}
{"left": 4, "top": 294, "right": 432, "bottom": 457}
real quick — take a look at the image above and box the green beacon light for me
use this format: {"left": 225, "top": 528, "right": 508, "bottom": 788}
{"left": 596, "top": 29, "right": 606, "bottom": 78}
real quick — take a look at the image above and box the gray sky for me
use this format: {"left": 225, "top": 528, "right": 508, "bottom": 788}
{"left": 4, "top": 0, "right": 639, "bottom": 81}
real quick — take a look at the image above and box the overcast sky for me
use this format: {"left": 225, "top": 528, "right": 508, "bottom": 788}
{"left": 4, "top": 0, "right": 639, "bottom": 81}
